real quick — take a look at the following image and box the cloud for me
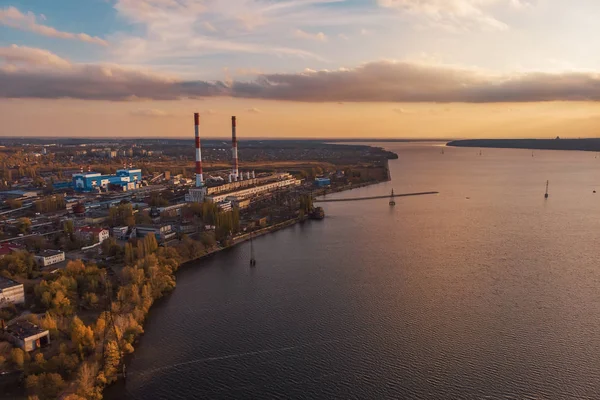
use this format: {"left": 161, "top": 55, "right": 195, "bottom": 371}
{"left": 294, "top": 29, "right": 327, "bottom": 42}
{"left": 202, "top": 21, "right": 218, "bottom": 32}
{"left": 6, "top": 47, "right": 600, "bottom": 104}
{"left": 247, "top": 107, "right": 262, "bottom": 113}
{"left": 0, "top": 6, "right": 108, "bottom": 46}
{"left": 377, "top": 0, "right": 533, "bottom": 31}
{"left": 231, "top": 60, "right": 600, "bottom": 103}
{"left": 0, "top": 45, "right": 226, "bottom": 100}
{"left": 130, "top": 108, "right": 170, "bottom": 117}
{"left": 0, "top": 45, "right": 71, "bottom": 68}
{"left": 109, "top": 0, "right": 336, "bottom": 64}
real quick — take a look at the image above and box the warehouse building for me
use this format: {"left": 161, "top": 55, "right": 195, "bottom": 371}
{"left": 72, "top": 168, "right": 142, "bottom": 192}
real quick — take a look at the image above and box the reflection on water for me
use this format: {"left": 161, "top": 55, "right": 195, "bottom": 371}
{"left": 107, "top": 143, "right": 600, "bottom": 399}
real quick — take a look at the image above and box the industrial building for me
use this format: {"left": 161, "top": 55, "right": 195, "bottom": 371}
{"left": 206, "top": 174, "right": 301, "bottom": 204}
{"left": 136, "top": 224, "right": 176, "bottom": 242}
{"left": 34, "top": 250, "right": 65, "bottom": 267}
{"left": 314, "top": 177, "right": 331, "bottom": 187}
{"left": 72, "top": 168, "right": 142, "bottom": 192}
{"left": 185, "top": 113, "right": 300, "bottom": 207}
{"left": 0, "top": 277, "right": 25, "bottom": 307}
{"left": 2, "top": 320, "right": 50, "bottom": 352}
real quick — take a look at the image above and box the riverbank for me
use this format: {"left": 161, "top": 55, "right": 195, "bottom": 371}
{"left": 447, "top": 138, "right": 600, "bottom": 152}
{"left": 101, "top": 178, "right": 388, "bottom": 397}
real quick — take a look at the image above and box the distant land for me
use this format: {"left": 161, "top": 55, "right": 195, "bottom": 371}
{"left": 447, "top": 138, "right": 600, "bottom": 152}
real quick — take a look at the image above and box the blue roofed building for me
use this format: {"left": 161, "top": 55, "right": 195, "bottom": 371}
{"left": 72, "top": 169, "right": 142, "bottom": 192}
{"left": 314, "top": 177, "right": 331, "bottom": 187}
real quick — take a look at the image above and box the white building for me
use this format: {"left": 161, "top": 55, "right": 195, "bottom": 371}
{"left": 206, "top": 176, "right": 301, "bottom": 204}
{"left": 0, "top": 277, "right": 25, "bottom": 307}
{"left": 136, "top": 224, "right": 176, "bottom": 242}
{"left": 34, "top": 250, "right": 65, "bottom": 267}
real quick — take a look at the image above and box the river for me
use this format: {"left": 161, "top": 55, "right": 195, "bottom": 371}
{"left": 106, "top": 142, "right": 600, "bottom": 399}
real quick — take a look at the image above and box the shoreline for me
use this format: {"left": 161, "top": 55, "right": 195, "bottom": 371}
{"left": 104, "top": 178, "right": 388, "bottom": 394}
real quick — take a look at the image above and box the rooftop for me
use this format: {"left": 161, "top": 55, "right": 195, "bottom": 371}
{"left": 36, "top": 250, "right": 64, "bottom": 257}
{"left": 76, "top": 226, "right": 107, "bottom": 233}
{"left": 0, "top": 276, "right": 21, "bottom": 290}
{"left": 6, "top": 320, "right": 47, "bottom": 339}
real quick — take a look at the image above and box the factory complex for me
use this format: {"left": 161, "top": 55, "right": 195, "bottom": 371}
{"left": 184, "top": 113, "right": 301, "bottom": 209}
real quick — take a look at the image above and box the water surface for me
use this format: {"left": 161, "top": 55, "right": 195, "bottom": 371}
{"left": 108, "top": 143, "right": 600, "bottom": 399}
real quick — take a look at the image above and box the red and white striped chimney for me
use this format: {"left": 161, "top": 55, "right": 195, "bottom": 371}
{"left": 231, "top": 116, "right": 239, "bottom": 180}
{"left": 194, "top": 113, "right": 204, "bottom": 187}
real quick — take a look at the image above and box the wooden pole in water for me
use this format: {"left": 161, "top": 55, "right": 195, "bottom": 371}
{"left": 545, "top": 180, "right": 549, "bottom": 199}
{"left": 250, "top": 234, "right": 256, "bottom": 266}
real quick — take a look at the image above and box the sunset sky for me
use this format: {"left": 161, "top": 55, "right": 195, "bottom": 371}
{"left": 2, "top": 0, "right": 600, "bottom": 138}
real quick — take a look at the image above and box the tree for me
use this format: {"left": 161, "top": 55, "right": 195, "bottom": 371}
{"left": 103, "top": 340, "right": 121, "bottom": 384}
{"left": 63, "top": 220, "right": 74, "bottom": 235}
{"left": 6, "top": 199, "right": 22, "bottom": 209}
{"left": 18, "top": 217, "right": 32, "bottom": 234}
{"left": 26, "top": 373, "right": 66, "bottom": 400}
{"left": 0, "top": 250, "right": 37, "bottom": 278}
{"left": 70, "top": 316, "right": 95, "bottom": 356}
{"left": 199, "top": 232, "right": 216, "bottom": 248}
{"left": 11, "top": 348, "right": 25, "bottom": 369}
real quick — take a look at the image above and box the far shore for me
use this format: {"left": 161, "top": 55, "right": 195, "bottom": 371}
{"left": 447, "top": 138, "right": 600, "bottom": 152}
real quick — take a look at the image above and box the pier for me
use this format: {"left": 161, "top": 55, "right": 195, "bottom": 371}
{"left": 314, "top": 191, "right": 438, "bottom": 203}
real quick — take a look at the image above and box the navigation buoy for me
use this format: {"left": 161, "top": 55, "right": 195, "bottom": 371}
{"left": 389, "top": 189, "right": 396, "bottom": 206}
{"left": 544, "top": 180, "right": 549, "bottom": 199}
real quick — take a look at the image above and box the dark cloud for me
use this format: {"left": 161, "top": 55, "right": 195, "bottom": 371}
{"left": 2, "top": 46, "right": 600, "bottom": 103}
{"left": 232, "top": 62, "right": 600, "bottom": 103}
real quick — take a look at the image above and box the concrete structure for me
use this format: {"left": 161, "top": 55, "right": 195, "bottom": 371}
{"left": 136, "top": 224, "right": 176, "bottom": 242}
{"left": 72, "top": 168, "right": 142, "bottom": 192}
{"left": 75, "top": 227, "right": 110, "bottom": 243}
{"left": 231, "top": 116, "right": 239, "bottom": 180}
{"left": 34, "top": 250, "right": 65, "bottom": 267}
{"left": 0, "top": 277, "right": 25, "bottom": 307}
{"left": 194, "top": 112, "right": 204, "bottom": 187}
{"left": 231, "top": 198, "right": 251, "bottom": 210}
{"left": 186, "top": 113, "right": 207, "bottom": 203}
{"left": 3, "top": 320, "right": 50, "bottom": 352}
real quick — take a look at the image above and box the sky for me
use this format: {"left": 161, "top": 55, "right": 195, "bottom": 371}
{"left": 2, "top": 0, "right": 600, "bottom": 138}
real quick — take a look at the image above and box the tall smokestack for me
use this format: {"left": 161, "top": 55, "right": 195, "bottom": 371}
{"left": 232, "top": 116, "right": 239, "bottom": 179}
{"left": 194, "top": 113, "right": 204, "bottom": 187}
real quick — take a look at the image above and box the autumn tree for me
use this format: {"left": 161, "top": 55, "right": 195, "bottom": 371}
{"left": 70, "top": 316, "right": 95, "bottom": 356}
{"left": 11, "top": 347, "right": 26, "bottom": 370}
{"left": 18, "top": 217, "right": 32, "bottom": 234}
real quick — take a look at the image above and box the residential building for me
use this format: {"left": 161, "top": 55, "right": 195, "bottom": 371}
{"left": 34, "top": 250, "right": 65, "bottom": 267}
{"left": 0, "top": 277, "right": 25, "bottom": 307}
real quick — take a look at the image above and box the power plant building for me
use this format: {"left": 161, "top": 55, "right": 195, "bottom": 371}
{"left": 72, "top": 169, "right": 142, "bottom": 192}
{"left": 186, "top": 113, "right": 301, "bottom": 206}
